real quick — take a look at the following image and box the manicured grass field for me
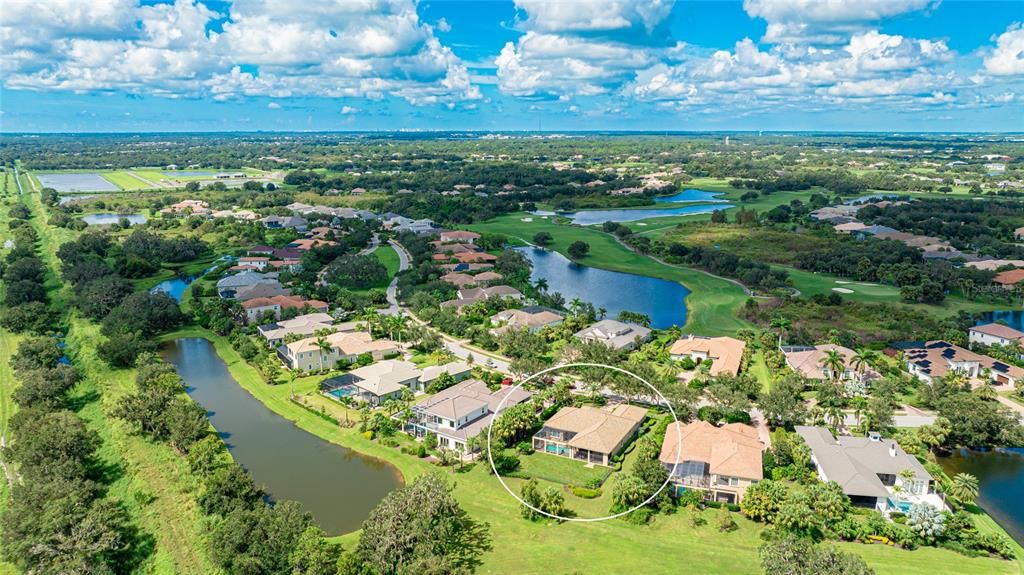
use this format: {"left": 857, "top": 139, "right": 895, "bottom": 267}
{"left": 466, "top": 213, "right": 752, "bottom": 335}
{"left": 781, "top": 265, "right": 997, "bottom": 317}
{"left": 102, "top": 171, "right": 155, "bottom": 191}
{"left": 160, "top": 325, "right": 1021, "bottom": 575}
{"left": 512, "top": 450, "right": 610, "bottom": 487}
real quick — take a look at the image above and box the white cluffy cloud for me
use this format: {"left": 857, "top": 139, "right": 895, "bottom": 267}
{"left": 496, "top": 0, "right": 675, "bottom": 97}
{"left": 984, "top": 23, "right": 1024, "bottom": 76}
{"left": 1, "top": 0, "right": 480, "bottom": 106}
{"left": 743, "top": 0, "right": 936, "bottom": 44}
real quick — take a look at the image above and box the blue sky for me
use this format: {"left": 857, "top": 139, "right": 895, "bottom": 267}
{"left": 1, "top": 0, "right": 1022, "bottom": 132}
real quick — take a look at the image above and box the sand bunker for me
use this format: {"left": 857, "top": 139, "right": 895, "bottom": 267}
{"left": 832, "top": 288, "right": 854, "bottom": 294}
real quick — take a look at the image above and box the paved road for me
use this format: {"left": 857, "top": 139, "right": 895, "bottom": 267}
{"left": 383, "top": 239, "right": 411, "bottom": 315}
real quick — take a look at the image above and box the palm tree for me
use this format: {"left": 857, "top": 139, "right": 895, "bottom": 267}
{"left": 822, "top": 349, "right": 846, "bottom": 382}
{"left": 825, "top": 404, "right": 844, "bottom": 430}
{"left": 851, "top": 349, "right": 879, "bottom": 375}
{"left": 770, "top": 317, "right": 791, "bottom": 347}
{"left": 568, "top": 297, "right": 583, "bottom": 317}
{"left": 898, "top": 469, "right": 917, "bottom": 495}
{"left": 851, "top": 396, "right": 868, "bottom": 428}
{"left": 359, "top": 307, "right": 379, "bottom": 336}
{"left": 391, "top": 314, "right": 409, "bottom": 344}
{"left": 534, "top": 278, "right": 548, "bottom": 292}
{"left": 598, "top": 307, "right": 607, "bottom": 320}
{"left": 948, "top": 473, "right": 980, "bottom": 505}
{"left": 315, "top": 336, "right": 332, "bottom": 372}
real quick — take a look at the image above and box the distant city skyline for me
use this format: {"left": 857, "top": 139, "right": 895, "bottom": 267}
{"left": 2, "top": 0, "right": 1022, "bottom": 133}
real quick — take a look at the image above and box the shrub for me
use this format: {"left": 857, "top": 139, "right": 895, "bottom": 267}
{"left": 362, "top": 430, "right": 374, "bottom": 440}
{"left": 515, "top": 441, "right": 534, "bottom": 455}
{"left": 490, "top": 452, "right": 520, "bottom": 475}
{"left": 417, "top": 445, "right": 427, "bottom": 458}
{"left": 568, "top": 485, "right": 602, "bottom": 499}
{"left": 675, "top": 489, "right": 704, "bottom": 508}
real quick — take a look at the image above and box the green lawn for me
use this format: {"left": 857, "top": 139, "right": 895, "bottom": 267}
{"left": 348, "top": 245, "right": 401, "bottom": 296}
{"left": 159, "top": 325, "right": 1020, "bottom": 575}
{"left": 102, "top": 172, "right": 155, "bottom": 191}
{"left": 512, "top": 450, "right": 610, "bottom": 487}
{"left": 466, "top": 213, "right": 752, "bottom": 335}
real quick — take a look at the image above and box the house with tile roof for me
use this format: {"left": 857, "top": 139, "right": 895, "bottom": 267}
{"left": 969, "top": 323, "right": 1024, "bottom": 348}
{"left": 994, "top": 269, "right": 1024, "bottom": 288}
{"left": 573, "top": 319, "right": 652, "bottom": 351}
{"left": 257, "top": 313, "right": 349, "bottom": 347}
{"left": 533, "top": 404, "right": 647, "bottom": 466}
{"left": 669, "top": 335, "right": 746, "bottom": 376}
{"left": 240, "top": 294, "right": 328, "bottom": 323}
{"left": 320, "top": 360, "right": 422, "bottom": 407}
{"left": 489, "top": 307, "right": 565, "bottom": 335}
{"left": 403, "top": 378, "right": 533, "bottom": 452}
{"left": 897, "top": 340, "right": 1024, "bottom": 387}
{"left": 659, "top": 421, "right": 764, "bottom": 504}
{"left": 796, "top": 426, "right": 944, "bottom": 513}
{"left": 782, "top": 344, "right": 877, "bottom": 383}
{"left": 279, "top": 331, "right": 399, "bottom": 372}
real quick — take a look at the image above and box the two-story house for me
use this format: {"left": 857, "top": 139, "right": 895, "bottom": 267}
{"left": 659, "top": 421, "right": 764, "bottom": 504}
{"left": 404, "top": 379, "right": 533, "bottom": 452}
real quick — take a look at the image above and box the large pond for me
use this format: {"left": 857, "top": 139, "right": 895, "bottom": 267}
{"left": 517, "top": 246, "right": 688, "bottom": 329}
{"left": 939, "top": 449, "right": 1024, "bottom": 545}
{"left": 162, "top": 338, "right": 403, "bottom": 535}
{"left": 978, "top": 311, "right": 1024, "bottom": 332}
{"left": 82, "top": 213, "right": 147, "bottom": 226}
{"left": 538, "top": 203, "right": 731, "bottom": 225}
{"left": 653, "top": 189, "right": 728, "bottom": 203}
{"left": 37, "top": 173, "right": 120, "bottom": 192}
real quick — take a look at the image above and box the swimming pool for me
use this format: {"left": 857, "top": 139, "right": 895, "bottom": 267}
{"left": 326, "top": 384, "right": 358, "bottom": 399}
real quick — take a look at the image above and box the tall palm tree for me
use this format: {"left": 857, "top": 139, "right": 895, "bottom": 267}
{"left": 315, "top": 336, "right": 332, "bottom": 372}
{"left": 391, "top": 314, "right": 409, "bottom": 344}
{"left": 359, "top": 307, "right": 379, "bottom": 336}
{"left": 851, "top": 349, "right": 879, "bottom": 375}
{"left": 822, "top": 349, "right": 846, "bottom": 382}
{"left": 534, "top": 278, "right": 548, "bottom": 292}
{"left": 770, "top": 317, "right": 791, "bottom": 348}
{"left": 851, "top": 396, "right": 868, "bottom": 428}
{"left": 948, "top": 472, "right": 980, "bottom": 505}
{"left": 598, "top": 307, "right": 607, "bottom": 320}
{"left": 568, "top": 297, "right": 583, "bottom": 317}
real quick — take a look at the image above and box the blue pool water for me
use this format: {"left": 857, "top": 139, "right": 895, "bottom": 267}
{"left": 517, "top": 246, "right": 689, "bottom": 329}
{"left": 326, "top": 385, "right": 358, "bottom": 399}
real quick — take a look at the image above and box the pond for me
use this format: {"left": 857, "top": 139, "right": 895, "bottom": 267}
{"left": 150, "top": 257, "right": 232, "bottom": 302}
{"left": 81, "top": 213, "right": 147, "bottom": 226}
{"left": 162, "top": 338, "right": 403, "bottom": 535}
{"left": 978, "top": 311, "right": 1024, "bottom": 332}
{"left": 939, "top": 448, "right": 1024, "bottom": 545}
{"left": 37, "top": 173, "right": 120, "bottom": 192}
{"left": 653, "top": 189, "right": 728, "bottom": 203}
{"left": 516, "top": 246, "right": 688, "bottom": 329}
{"left": 537, "top": 202, "right": 732, "bottom": 225}
{"left": 58, "top": 194, "right": 99, "bottom": 205}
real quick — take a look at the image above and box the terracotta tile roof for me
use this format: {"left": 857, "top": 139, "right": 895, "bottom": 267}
{"left": 542, "top": 404, "right": 646, "bottom": 454}
{"left": 659, "top": 421, "right": 764, "bottom": 481}
{"left": 669, "top": 335, "right": 746, "bottom": 376}
{"left": 994, "top": 269, "right": 1024, "bottom": 286}
{"left": 971, "top": 323, "right": 1024, "bottom": 341}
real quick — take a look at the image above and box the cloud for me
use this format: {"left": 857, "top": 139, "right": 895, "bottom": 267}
{"left": 984, "top": 23, "right": 1024, "bottom": 76}
{"left": 496, "top": 0, "right": 675, "bottom": 97}
{"left": 437, "top": 17, "right": 451, "bottom": 33}
{"left": 267, "top": 102, "right": 281, "bottom": 109}
{"left": 341, "top": 106, "right": 360, "bottom": 115}
{"left": 743, "top": 0, "right": 936, "bottom": 44}
{"left": 1, "top": 0, "right": 479, "bottom": 106}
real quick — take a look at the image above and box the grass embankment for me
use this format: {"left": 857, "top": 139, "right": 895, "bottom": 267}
{"left": 162, "top": 325, "right": 1019, "bottom": 575}
{"left": 466, "top": 213, "right": 751, "bottom": 335}
{"left": 0, "top": 199, "right": 23, "bottom": 575}
{"left": 23, "top": 192, "right": 216, "bottom": 574}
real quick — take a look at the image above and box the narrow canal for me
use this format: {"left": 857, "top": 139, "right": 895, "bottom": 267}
{"left": 162, "top": 337, "right": 403, "bottom": 535}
